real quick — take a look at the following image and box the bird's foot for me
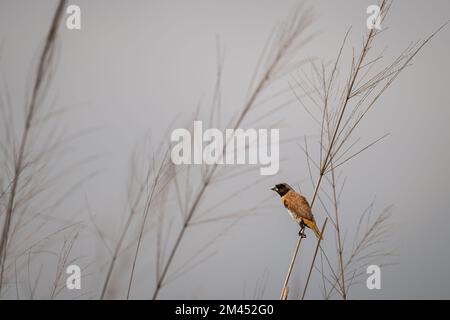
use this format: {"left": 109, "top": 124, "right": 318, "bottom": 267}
{"left": 298, "top": 230, "right": 306, "bottom": 238}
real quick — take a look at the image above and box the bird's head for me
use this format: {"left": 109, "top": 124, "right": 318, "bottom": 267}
{"left": 271, "top": 183, "right": 292, "bottom": 197}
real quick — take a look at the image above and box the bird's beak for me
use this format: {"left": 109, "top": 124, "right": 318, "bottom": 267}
{"left": 270, "top": 186, "right": 277, "bottom": 192}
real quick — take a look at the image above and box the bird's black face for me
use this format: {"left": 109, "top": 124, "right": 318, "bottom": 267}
{"left": 271, "top": 183, "right": 291, "bottom": 197}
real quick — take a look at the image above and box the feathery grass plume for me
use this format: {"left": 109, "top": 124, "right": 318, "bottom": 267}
{"left": 0, "top": 1, "right": 96, "bottom": 299}
{"left": 0, "top": 0, "right": 68, "bottom": 297}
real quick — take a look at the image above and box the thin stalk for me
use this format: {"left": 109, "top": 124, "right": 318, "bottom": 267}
{"left": 100, "top": 167, "right": 150, "bottom": 299}
{"left": 330, "top": 164, "right": 346, "bottom": 299}
{"left": 151, "top": 177, "right": 211, "bottom": 300}
{"left": 280, "top": 237, "right": 303, "bottom": 299}
{"left": 126, "top": 151, "right": 168, "bottom": 299}
{"left": 301, "top": 218, "right": 328, "bottom": 299}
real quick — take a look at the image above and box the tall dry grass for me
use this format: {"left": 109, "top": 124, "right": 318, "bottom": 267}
{"left": 0, "top": 0, "right": 68, "bottom": 297}
{"left": 0, "top": 0, "right": 98, "bottom": 299}
{"left": 279, "top": 0, "right": 447, "bottom": 299}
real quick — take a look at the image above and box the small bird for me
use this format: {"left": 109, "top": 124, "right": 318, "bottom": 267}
{"left": 271, "top": 183, "right": 322, "bottom": 239}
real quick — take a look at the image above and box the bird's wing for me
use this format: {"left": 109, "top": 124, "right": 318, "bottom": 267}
{"left": 283, "top": 191, "right": 314, "bottom": 221}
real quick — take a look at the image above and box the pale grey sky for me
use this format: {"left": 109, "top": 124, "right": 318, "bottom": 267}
{"left": 0, "top": 0, "right": 449, "bottom": 299}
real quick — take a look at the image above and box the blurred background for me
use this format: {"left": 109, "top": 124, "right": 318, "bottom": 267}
{"left": 0, "top": 0, "right": 449, "bottom": 299}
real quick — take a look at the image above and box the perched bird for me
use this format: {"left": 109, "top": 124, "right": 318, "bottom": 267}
{"left": 271, "top": 183, "right": 322, "bottom": 239}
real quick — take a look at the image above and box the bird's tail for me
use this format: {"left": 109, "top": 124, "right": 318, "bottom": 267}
{"left": 303, "top": 219, "right": 323, "bottom": 240}
{"left": 311, "top": 222, "right": 323, "bottom": 240}
{"left": 304, "top": 220, "right": 323, "bottom": 240}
